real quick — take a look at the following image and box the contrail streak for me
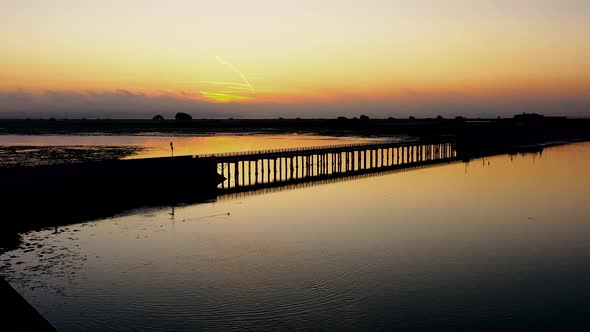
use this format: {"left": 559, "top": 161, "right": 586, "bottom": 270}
{"left": 215, "top": 56, "right": 255, "bottom": 94}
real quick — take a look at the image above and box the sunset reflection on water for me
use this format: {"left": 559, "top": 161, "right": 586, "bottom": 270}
{"left": 0, "top": 134, "right": 381, "bottom": 159}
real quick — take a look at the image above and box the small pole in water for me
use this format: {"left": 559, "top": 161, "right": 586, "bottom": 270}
{"left": 170, "top": 142, "right": 174, "bottom": 157}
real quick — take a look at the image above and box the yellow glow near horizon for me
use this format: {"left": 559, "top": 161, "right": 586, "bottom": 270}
{"left": 1, "top": 0, "right": 589, "bottom": 108}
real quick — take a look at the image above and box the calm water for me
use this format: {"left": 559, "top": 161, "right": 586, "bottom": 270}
{"left": 2, "top": 141, "right": 590, "bottom": 331}
{"left": 0, "top": 134, "right": 380, "bottom": 158}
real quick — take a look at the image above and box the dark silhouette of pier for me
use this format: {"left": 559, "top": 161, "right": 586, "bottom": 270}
{"left": 199, "top": 139, "right": 458, "bottom": 192}
{"left": 218, "top": 159, "right": 461, "bottom": 201}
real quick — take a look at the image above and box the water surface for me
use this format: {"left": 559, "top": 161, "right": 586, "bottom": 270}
{"left": 1, "top": 142, "right": 590, "bottom": 331}
{"left": 0, "top": 134, "right": 380, "bottom": 159}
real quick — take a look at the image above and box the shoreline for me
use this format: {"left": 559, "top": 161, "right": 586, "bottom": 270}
{"left": 0, "top": 145, "right": 145, "bottom": 168}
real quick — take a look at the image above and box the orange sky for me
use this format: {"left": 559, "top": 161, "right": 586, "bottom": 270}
{"left": 1, "top": 0, "right": 589, "bottom": 117}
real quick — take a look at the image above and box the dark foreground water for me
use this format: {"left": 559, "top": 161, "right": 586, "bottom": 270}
{"left": 1, "top": 142, "right": 590, "bottom": 331}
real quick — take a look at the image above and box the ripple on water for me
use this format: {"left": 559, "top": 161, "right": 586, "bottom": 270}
{"left": 0, "top": 227, "right": 87, "bottom": 296}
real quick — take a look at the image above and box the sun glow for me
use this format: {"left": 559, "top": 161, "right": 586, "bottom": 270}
{"left": 1, "top": 0, "right": 589, "bottom": 116}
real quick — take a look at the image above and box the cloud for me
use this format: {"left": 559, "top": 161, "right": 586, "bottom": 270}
{"left": 0, "top": 89, "right": 588, "bottom": 119}
{"left": 0, "top": 90, "right": 222, "bottom": 119}
{"left": 199, "top": 91, "right": 253, "bottom": 102}
{"left": 200, "top": 81, "right": 254, "bottom": 92}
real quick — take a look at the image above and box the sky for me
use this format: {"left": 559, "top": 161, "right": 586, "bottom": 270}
{"left": 1, "top": 0, "right": 589, "bottom": 118}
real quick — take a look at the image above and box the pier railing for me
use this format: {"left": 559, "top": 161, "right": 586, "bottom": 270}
{"left": 192, "top": 138, "right": 408, "bottom": 159}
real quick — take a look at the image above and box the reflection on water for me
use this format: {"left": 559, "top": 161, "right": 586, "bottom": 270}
{"left": 2, "top": 142, "right": 590, "bottom": 331}
{"left": 0, "top": 134, "right": 379, "bottom": 159}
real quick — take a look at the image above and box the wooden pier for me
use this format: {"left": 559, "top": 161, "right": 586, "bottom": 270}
{"left": 195, "top": 139, "right": 458, "bottom": 192}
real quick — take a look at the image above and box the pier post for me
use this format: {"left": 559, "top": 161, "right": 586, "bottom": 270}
{"left": 345, "top": 152, "right": 349, "bottom": 172}
{"left": 247, "top": 161, "right": 251, "bottom": 185}
{"left": 344, "top": 151, "right": 350, "bottom": 173}
{"left": 334, "top": 153, "right": 338, "bottom": 173}
{"left": 330, "top": 153, "right": 333, "bottom": 173}
{"left": 419, "top": 145, "right": 422, "bottom": 162}
{"left": 220, "top": 163, "right": 224, "bottom": 189}
{"left": 234, "top": 162, "right": 239, "bottom": 187}
{"left": 317, "top": 154, "right": 320, "bottom": 176}
{"left": 228, "top": 162, "right": 232, "bottom": 188}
